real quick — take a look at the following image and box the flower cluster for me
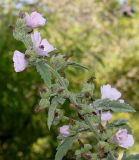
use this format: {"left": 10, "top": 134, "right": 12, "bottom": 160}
{"left": 100, "top": 84, "right": 124, "bottom": 123}
{"left": 60, "top": 84, "right": 134, "bottom": 149}
{"left": 12, "top": 11, "right": 137, "bottom": 160}
{"left": 13, "top": 11, "right": 55, "bottom": 72}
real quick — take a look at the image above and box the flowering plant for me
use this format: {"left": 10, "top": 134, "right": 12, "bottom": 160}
{"left": 12, "top": 11, "right": 139, "bottom": 160}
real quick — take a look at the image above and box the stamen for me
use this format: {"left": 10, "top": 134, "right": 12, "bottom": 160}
{"left": 39, "top": 45, "right": 44, "bottom": 50}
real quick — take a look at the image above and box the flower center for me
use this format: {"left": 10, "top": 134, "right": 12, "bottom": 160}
{"left": 39, "top": 45, "right": 44, "bottom": 50}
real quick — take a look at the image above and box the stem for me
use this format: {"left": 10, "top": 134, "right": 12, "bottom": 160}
{"left": 84, "top": 115, "right": 100, "bottom": 141}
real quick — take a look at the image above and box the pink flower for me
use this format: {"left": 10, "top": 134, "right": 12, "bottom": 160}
{"left": 31, "top": 31, "right": 55, "bottom": 56}
{"left": 101, "top": 84, "right": 121, "bottom": 100}
{"left": 13, "top": 50, "right": 28, "bottom": 72}
{"left": 24, "top": 11, "right": 46, "bottom": 28}
{"left": 59, "top": 125, "right": 69, "bottom": 137}
{"left": 101, "top": 111, "right": 112, "bottom": 122}
{"left": 113, "top": 129, "right": 134, "bottom": 148}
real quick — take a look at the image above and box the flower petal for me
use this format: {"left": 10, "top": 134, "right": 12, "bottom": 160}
{"left": 101, "top": 84, "right": 121, "bottom": 100}
{"left": 31, "top": 31, "right": 41, "bottom": 48}
{"left": 41, "top": 39, "right": 55, "bottom": 53}
{"left": 101, "top": 111, "right": 112, "bottom": 122}
{"left": 25, "top": 11, "right": 46, "bottom": 28}
{"left": 120, "top": 134, "right": 134, "bottom": 148}
{"left": 13, "top": 50, "right": 28, "bottom": 72}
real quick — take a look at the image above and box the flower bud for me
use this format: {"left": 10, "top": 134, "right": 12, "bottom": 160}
{"left": 59, "top": 125, "right": 69, "bottom": 137}
{"left": 101, "top": 111, "right": 112, "bottom": 122}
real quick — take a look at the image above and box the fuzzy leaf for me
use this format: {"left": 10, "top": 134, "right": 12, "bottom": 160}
{"left": 57, "top": 96, "right": 65, "bottom": 105}
{"left": 107, "top": 119, "right": 128, "bottom": 127}
{"left": 23, "top": 34, "right": 33, "bottom": 49}
{"left": 36, "top": 61, "right": 52, "bottom": 87}
{"left": 125, "top": 154, "right": 139, "bottom": 160}
{"left": 93, "top": 99, "right": 136, "bottom": 112}
{"left": 47, "top": 96, "right": 63, "bottom": 129}
{"left": 48, "top": 98, "right": 57, "bottom": 129}
{"left": 55, "top": 136, "right": 75, "bottom": 160}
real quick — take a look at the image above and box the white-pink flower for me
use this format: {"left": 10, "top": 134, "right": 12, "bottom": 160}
{"left": 101, "top": 84, "right": 121, "bottom": 101}
{"left": 31, "top": 31, "right": 55, "bottom": 56}
{"left": 101, "top": 111, "right": 112, "bottom": 122}
{"left": 24, "top": 11, "right": 46, "bottom": 28}
{"left": 13, "top": 50, "right": 28, "bottom": 72}
{"left": 59, "top": 125, "right": 69, "bottom": 137}
{"left": 113, "top": 129, "right": 134, "bottom": 148}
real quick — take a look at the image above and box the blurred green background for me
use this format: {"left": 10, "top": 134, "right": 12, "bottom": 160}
{"left": 0, "top": 0, "right": 139, "bottom": 159}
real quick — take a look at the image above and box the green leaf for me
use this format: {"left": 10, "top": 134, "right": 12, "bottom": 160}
{"left": 57, "top": 96, "right": 65, "bottom": 105}
{"left": 36, "top": 61, "right": 52, "bottom": 87}
{"left": 23, "top": 34, "right": 33, "bottom": 50}
{"left": 67, "top": 62, "right": 88, "bottom": 70}
{"left": 55, "top": 136, "right": 75, "bottom": 160}
{"left": 107, "top": 119, "right": 128, "bottom": 127}
{"left": 93, "top": 99, "right": 136, "bottom": 112}
{"left": 125, "top": 154, "right": 139, "bottom": 160}
{"left": 48, "top": 99, "right": 57, "bottom": 130}
{"left": 16, "top": 18, "right": 26, "bottom": 29}
{"left": 47, "top": 96, "right": 63, "bottom": 129}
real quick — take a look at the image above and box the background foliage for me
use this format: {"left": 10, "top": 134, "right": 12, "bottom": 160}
{"left": 0, "top": 0, "right": 139, "bottom": 159}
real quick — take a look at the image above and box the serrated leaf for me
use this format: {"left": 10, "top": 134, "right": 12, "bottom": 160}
{"left": 36, "top": 61, "right": 52, "bottom": 87}
{"left": 16, "top": 18, "right": 26, "bottom": 29}
{"left": 55, "top": 136, "right": 75, "bottom": 160}
{"left": 93, "top": 99, "right": 136, "bottom": 112}
{"left": 48, "top": 102, "right": 57, "bottom": 130}
{"left": 107, "top": 119, "right": 128, "bottom": 127}
{"left": 23, "top": 34, "right": 33, "bottom": 49}
{"left": 125, "top": 154, "right": 139, "bottom": 160}
{"left": 47, "top": 96, "right": 65, "bottom": 129}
